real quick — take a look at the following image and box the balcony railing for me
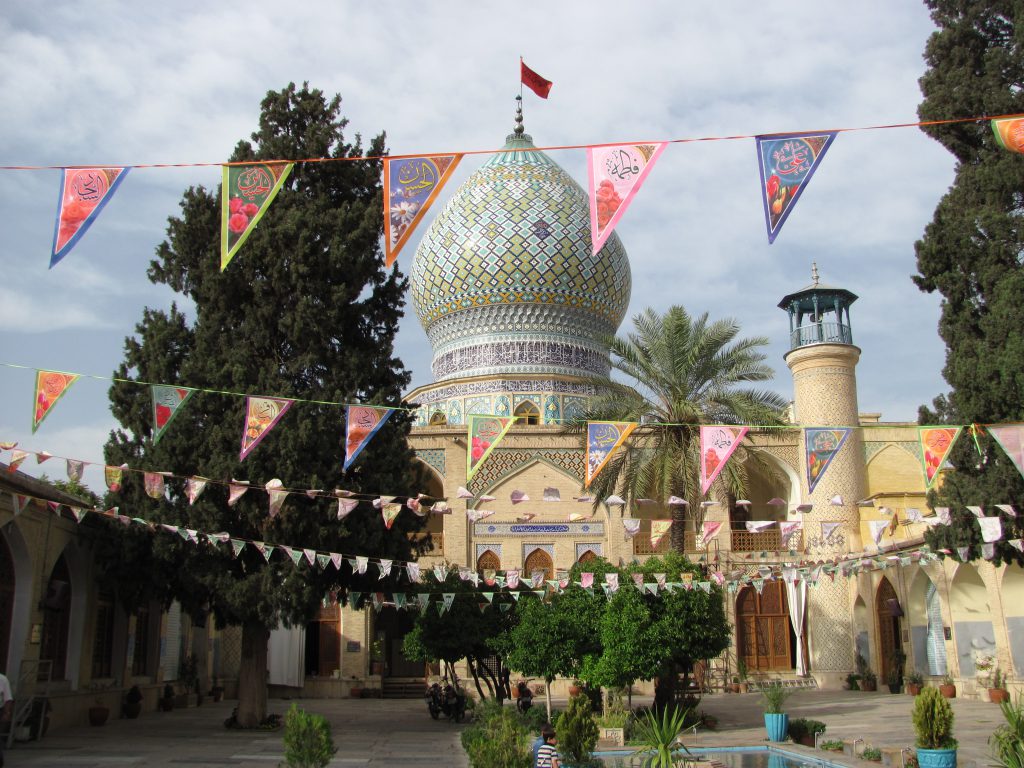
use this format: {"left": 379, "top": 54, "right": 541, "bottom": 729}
{"left": 632, "top": 526, "right": 697, "bottom": 555}
{"left": 790, "top": 321, "right": 852, "bottom": 349}
{"left": 729, "top": 527, "right": 803, "bottom": 552}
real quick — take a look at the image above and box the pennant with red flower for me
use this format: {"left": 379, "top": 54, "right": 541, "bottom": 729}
{"left": 586, "top": 421, "right": 637, "bottom": 487}
{"left": 384, "top": 155, "right": 461, "bottom": 268}
{"left": 32, "top": 370, "right": 79, "bottom": 433}
{"left": 221, "top": 162, "right": 293, "bottom": 271}
{"left": 756, "top": 132, "right": 837, "bottom": 244}
{"left": 343, "top": 405, "right": 396, "bottom": 471}
{"left": 992, "top": 117, "right": 1024, "bottom": 154}
{"left": 918, "top": 426, "right": 962, "bottom": 487}
{"left": 240, "top": 396, "right": 293, "bottom": 461}
{"left": 50, "top": 167, "right": 130, "bottom": 268}
{"left": 151, "top": 385, "right": 195, "bottom": 445}
{"left": 700, "top": 425, "right": 749, "bottom": 495}
{"left": 466, "top": 414, "right": 516, "bottom": 482}
{"left": 588, "top": 143, "right": 666, "bottom": 255}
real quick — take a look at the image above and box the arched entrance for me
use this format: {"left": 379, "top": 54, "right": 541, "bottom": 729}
{"left": 949, "top": 565, "right": 995, "bottom": 677}
{"left": 40, "top": 554, "right": 71, "bottom": 680}
{"left": 736, "top": 582, "right": 794, "bottom": 671}
{"left": 523, "top": 548, "right": 553, "bottom": 581}
{"left": 477, "top": 549, "right": 501, "bottom": 572}
{"left": 577, "top": 549, "right": 598, "bottom": 566}
{"left": 0, "top": 536, "right": 13, "bottom": 674}
{"left": 876, "top": 577, "right": 902, "bottom": 681}
{"left": 907, "top": 571, "right": 947, "bottom": 676}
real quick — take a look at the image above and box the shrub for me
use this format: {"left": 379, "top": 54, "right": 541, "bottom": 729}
{"left": 862, "top": 746, "right": 882, "bottom": 762}
{"left": 597, "top": 708, "right": 631, "bottom": 730}
{"left": 912, "top": 686, "right": 956, "bottom": 750}
{"left": 820, "top": 740, "right": 844, "bottom": 752}
{"left": 282, "top": 704, "right": 337, "bottom": 768}
{"left": 631, "top": 706, "right": 691, "bottom": 768}
{"left": 556, "top": 693, "right": 599, "bottom": 767}
{"left": 788, "top": 718, "right": 826, "bottom": 742}
{"left": 760, "top": 682, "right": 792, "bottom": 714}
{"left": 461, "top": 705, "right": 532, "bottom": 768}
{"left": 991, "top": 694, "right": 1024, "bottom": 768}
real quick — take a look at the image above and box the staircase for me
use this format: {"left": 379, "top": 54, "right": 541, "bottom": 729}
{"left": 383, "top": 677, "right": 427, "bottom": 699}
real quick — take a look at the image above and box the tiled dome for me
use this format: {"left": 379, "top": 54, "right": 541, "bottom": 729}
{"left": 411, "top": 131, "right": 632, "bottom": 382}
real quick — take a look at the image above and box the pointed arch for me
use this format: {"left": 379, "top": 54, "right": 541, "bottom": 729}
{"left": 576, "top": 549, "right": 598, "bottom": 565}
{"left": 1, "top": 522, "right": 33, "bottom": 677}
{"left": 949, "top": 564, "right": 995, "bottom": 677}
{"left": 523, "top": 548, "right": 553, "bottom": 581}
{"left": 476, "top": 455, "right": 582, "bottom": 502}
{"left": 907, "top": 569, "right": 947, "bottom": 676}
{"left": 513, "top": 401, "right": 540, "bottom": 425}
{"left": 477, "top": 549, "right": 501, "bottom": 572}
{"left": 875, "top": 577, "right": 902, "bottom": 682}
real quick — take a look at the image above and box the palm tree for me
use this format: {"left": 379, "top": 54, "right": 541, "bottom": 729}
{"left": 576, "top": 305, "right": 787, "bottom": 552}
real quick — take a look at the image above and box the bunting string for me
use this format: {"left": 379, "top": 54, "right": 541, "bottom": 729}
{"left": 1, "top": 112, "right": 1021, "bottom": 172}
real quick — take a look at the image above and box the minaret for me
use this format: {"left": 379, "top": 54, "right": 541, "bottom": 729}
{"left": 778, "top": 264, "right": 866, "bottom": 687}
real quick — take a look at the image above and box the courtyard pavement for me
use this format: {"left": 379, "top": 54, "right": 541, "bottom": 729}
{"left": 2, "top": 689, "right": 1010, "bottom": 767}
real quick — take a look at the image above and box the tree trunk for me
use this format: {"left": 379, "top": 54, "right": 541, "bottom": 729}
{"left": 670, "top": 503, "right": 687, "bottom": 553}
{"left": 236, "top": 621, "right": 270, "bottom": 728}
{"left": 545, "top": 678, "right": 552, "bottom": 720}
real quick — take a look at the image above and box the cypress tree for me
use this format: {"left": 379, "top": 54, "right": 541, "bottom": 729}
{"left": 914, "top": 1, "right": 1024, "bottom": 564}
{"left": 102, "top": 83, "right": 424, "bottom": 726}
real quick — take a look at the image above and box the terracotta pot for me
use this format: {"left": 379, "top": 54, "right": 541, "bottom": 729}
{"left": 799, "top": 735, "right": 816, "bottom": 747}
{"left": 569, "top": 685, "right": 582, "bottom": 697}
{"left": 989, "top": 688, "right": 1009, "bottom": 704}
{"left": 349, "top": 687, "right": 363, "bottom": 698}
{"left": 738, "top": 682, "right": 749, "bottom": 694}
{"left": 906, "top": 683, "right": 922, "bottom": 696}
{"left": 88, "top": 706, "right": 110, "bottom": 727}
{"left": 939, "top": 684, "right": 956, "bottom": 699}
{"left": 511, "top": 687, "right": 521, "bottom": 699}
{"left": 861, "top": 679, "right": 877, "bottom": 692}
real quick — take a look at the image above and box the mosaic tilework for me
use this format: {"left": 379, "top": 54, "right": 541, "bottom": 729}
{"left": 465, "top": 395, "right": 492, "bottom": 416}
{"left": 495, "top": 395, "right": 511, "bottom": 417}
{"left": 410, "top": 132, "right": 631, "bottom": 382}
{"left": 468, "top": 449, "right": 586, "bottom": 495}
{"left": 864, "top": 440, "right": 920, "bottom": 462}
{"left": 448, "top": 399, "right": 463, "bottom": 425}
{"left": 414, "top": 449, "right": 446, "bottom": 478}
{"left": 576, "top": 542, "right": 603, "bottom": 560}
{"left": 523, "top": 543, "right": 554, "bottom": 561}
{"left": 476, "top": 543, "right": 502, "bottom": 561}
{"left": 563, "top": 396, "right": 589, "bottom": 422}
{"left": 432, "top": 339, "right": 609, "bottom": 380}
{"left": 413, "top": 378, "right": 597, "bottom": 405}
{"left": 543, "top": 395, "right": 560, "bottom": 425}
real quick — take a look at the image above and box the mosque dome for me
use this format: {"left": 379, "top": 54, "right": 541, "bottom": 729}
{"left": 410, "top": 129, "right": 632, "bottom": 383}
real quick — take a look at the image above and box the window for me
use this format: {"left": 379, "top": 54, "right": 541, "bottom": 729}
{"left": 91, "top": 589, "right": 115, "bottom": 679}
{"left": 513, "top": 401, "right": 540, "bottom": 425}
{"left": 429, "top": 411, "right": 448, "bottom": 426}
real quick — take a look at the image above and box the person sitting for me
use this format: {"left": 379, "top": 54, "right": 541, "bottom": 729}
{"left": 517, "top": 681, "right": 533, "bottom": 712}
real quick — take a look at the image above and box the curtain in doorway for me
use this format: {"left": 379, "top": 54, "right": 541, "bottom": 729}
{"left": 785, "top": 579, "right": 807, "bottom": 676}
{"left": 268, "top": 625, "right": 306, "bottom": 687}
{"left": 925, "top": 582, "right": 948, "bottom": 676}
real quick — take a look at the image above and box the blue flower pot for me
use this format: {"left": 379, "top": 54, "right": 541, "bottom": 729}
{"left": 764, "top": 713, "right": 789, "bottom": 742}
{"left": 916, "top": 748, "right": 957, "bottom": 768}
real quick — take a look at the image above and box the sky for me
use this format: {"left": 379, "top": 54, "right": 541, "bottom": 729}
{"left": 0, "top": 2, "right": 957, "bottom": 493}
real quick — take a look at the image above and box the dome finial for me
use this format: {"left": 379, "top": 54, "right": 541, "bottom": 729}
{"left": 811, "top": 261, "right": 819, "bottom": 286}
{"left": 514, "top": 95, "right": 525, "bottom": 136}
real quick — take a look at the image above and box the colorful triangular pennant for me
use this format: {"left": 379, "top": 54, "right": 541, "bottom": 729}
{"left": 221, "top": 162, "right": 293, "bottom": 271}
{"left": 919, "top": 427, "right": 963, "bottom": 487}
{"left": 992, "top": 117, "right": 1024, "bottom": 154}
{"left": 151, "top": 385, "right": 195, "bottom": 445}
{"left": 805, "top": 428, "right": 851, "bottom": 493}
{"left": 343, "top": 405, "right": 395, "bottom": 471}
{"left": 585, "top": 421, "right": 637, "bottom": 487}
{"left": 700, "top": 425, "right": 749, "bottom": 495}
{"left": 240, "top": 396, "right": 293, "bottom": 461}
{"left": 466, "top": 414, "right": 516, "bottom": 481}
{"left": 756, "top": 131, "right": 837, "bottom": 243}
{"left": 650, "top": 520, "right": 672, "bottom": 550}
{"left": 384, "top": 155, "right": 462, "bottom": 267}
{"left": 989, "top": 424, "right": 1024, "bottom": 481}
{"left": 50, "top": 167, "right": 130, "bottom": 268}
{"left": 588, "top": 143, "right": 667, "bottom": 254}
{"left": 32, "top": 371, "right": 79, "bottom": 433}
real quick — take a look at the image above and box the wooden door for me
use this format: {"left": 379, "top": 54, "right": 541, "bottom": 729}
{"left": 736, "top": 582, "right": 792, "bottom": 671}
{"left": 523, "top": 548, "right": 553, "bottom": 581}
{"left": 876, "top": 578, "right": 901, "bottom": 681}
{"left": 39, "top": 555, "right": 71, "bottom": 680}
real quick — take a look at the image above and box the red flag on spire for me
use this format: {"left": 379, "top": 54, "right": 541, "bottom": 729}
{"left": 521, "top": 59, "right": 552, "bottom": 99}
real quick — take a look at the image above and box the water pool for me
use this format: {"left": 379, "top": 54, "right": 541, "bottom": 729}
{"left": 594, "top": 745, "right": 844, "bottom": 768}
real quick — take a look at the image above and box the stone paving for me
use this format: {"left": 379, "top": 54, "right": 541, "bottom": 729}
{"left": 3, "top": 689, "right": 1011, "bottom": 767}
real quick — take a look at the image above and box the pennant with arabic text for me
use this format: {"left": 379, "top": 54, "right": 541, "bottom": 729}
{"left": 698, "top": 521, "right": 723, "bottom": 549}
{"left": 919, "top": 426, "right": 962, "bottom": 487}
{"left": 586, "top": 421, "right": 637, "bottom": 487}
{"left": 343, "top": 405, "right": 395, "bottom": 471}
{"left": 50, "top": 167, "right": 130, "bottom": 268}
{"left": 992, "top": 117, "right": 1024, "bottom": 154}
{"left": 806, "top": 428, "right": 851, "bottom": 493}
{"left": 650, "top": 520, "right": 672, "bottom": 550}
{"left": 382, "top": 503, "right": 402, "bottom": 530}
{"left": 467, "top": 414, "right": 516, "bottom": 481}
{"left": 104, "top": 465, "right": 125, "bottom": 493}
{"left": 700, "top": 425, "right": 749, "bottom": 495}
{"left": 33, "top": 371, "right": 79, "bottom": 433}
{"left": 756, "top": 132, "right": 836, "bottom": 243}
{"left": 989, "top": 424, "right": 1024, "bottom": 481}
{"left": 588, "top": 143, "right": 667, "bottom": 255}
{"left": 384, "top": 155, "right": 461, "bottom": 268}
{"left": 151, "top": 385, "right": 195, "bottom": 444}
{"left": 221, "top": 162, "right": 293, "bottom": 271}
{"left": 240, "top": 396, "right": 294, "bottom": 461}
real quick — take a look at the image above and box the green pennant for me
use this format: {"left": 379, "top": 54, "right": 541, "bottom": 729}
{"left": 316, "top": 553, "right": 331, "bottom": 570}
{"left": 231, "top": 539, "right": 246, "bottom": 557}
{"left": 482, "top": 592, "right": 494, "bottom": 603}
{"left": 393, "top": 593, "right": 407, "bottom": 610}
{"left": 221, "top": 162, "right": 294, "bottom": 271}
{"left": 261, "top": 544, "right": 275, "bottom": 562}
{"left": 288, "top": 547, "right": 303, "bottom": 566}
{"left": 348, "top": 591, "right": 362, "bottom": 609}
{"left": 418, "top": 594, "right": 431, "bottom": 614}
{"left": 510, "top": 592, "right": 521, "bottom": 602}
{"left": 499, "top": 603, "right": 511, "bottom": 613}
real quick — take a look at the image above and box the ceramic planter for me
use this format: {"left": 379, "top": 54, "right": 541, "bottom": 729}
{"left": 88, "top": 706, "right": 110, "bottom": 726}
{"left": 861, "top": 679, "right": 877, "bottom": 692}
{"left": 939, "top": 684, "right": 956, "bottom": 699}
{"left": 764, "top": 713, "right": 789, "bottom": 742}
{"left": 906, "top": 684, "right": 922, "bottom": 696}
{"left": 989, "top": 688, "right": 1009, "bottom": 704}
{"left": 916, "top": 747, "right": 957, "bottom": 768}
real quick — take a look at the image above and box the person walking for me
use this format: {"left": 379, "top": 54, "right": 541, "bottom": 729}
{"left": 535, "top": 724, "right": 560, "bottom": 768}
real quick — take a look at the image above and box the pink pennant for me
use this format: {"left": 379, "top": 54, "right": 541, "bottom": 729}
{"left": 228, "top": 481, "right": 250, "bottom": 507}
{"left": 144, "top": 472, "right": 165, "bottom": 499}
{"left": 700, "top": 426, "right": 749, "bottom": 495}
{"left": 186, "top": 477, "right": 208, "bottom": 505}
{"left": 588, "top": 143, "right": 667, "bottom": 254}
{"left": 51, "top": 167, "right": 130, "bottom": 268}
{"left": 240, "top": 397, "right": 293, "bottom": 461}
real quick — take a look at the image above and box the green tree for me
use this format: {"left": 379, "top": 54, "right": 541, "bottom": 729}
{"left": 577, "top": 306, "right": 786, "bottom": 551}
{"left": 402, "top": 572, "right": 514, "bottom": 701}
{"left": 914, "top": 1, "right": 1024, "bottom": 565}
{"left": 101, "top": 83, "right": 424, "bottom": 727}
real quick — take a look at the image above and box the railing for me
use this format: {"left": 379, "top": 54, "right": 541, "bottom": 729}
{"left": 790, "top": 321, "right": 852, "bottom": 349}
{"left": 632, "top": 525, "right": 696, "bottom": 555}
{"left": 729, "top": 527, "right": 803, "bottom": 552}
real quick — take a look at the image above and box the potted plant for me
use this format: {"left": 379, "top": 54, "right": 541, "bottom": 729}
{"left": 888, "top": 651, "right": 906, "bottom": 694}
{"left": 89, "top": 698, "right": 110, "bottom": 726}
{"left": 906, "top": 671, "right": 925, "bottom": 696}
{"left": 122, "top": 685, "right": 143, "bottom": 719}
{"left": 912, "top": 686, "right": 957, "bottom": 768}
{"left": 632, "top": 705, "right": 692, "bottom": 767}
{"left": 788, "top": 718, "right": 826, "bottom": 747}
{"left": 568, "top": 680, "right": 583, "bottom": 697}
{"left": 210, "top": 677, "right": 224, "bottom": 703}
{"left": 988, "top": 668, "right": 1009, "bottom": 705}
{"left": 939, "top": 675, "right": 956, "bottom": 699}
{"left": 846, "top": 672, "right": 862, "bottom": 691}
{"left": 862, "top": 669, "right": 878, "bottom": 692}
{"left": 158, "top": 683, "right": 175, "bottom": 712}
{"left": 370, "top": 639, "right": 385, "bottom": 676}
{"left": 761, "top": 682, "right": 792, "bottom": 742}
{"left": 737, "top": 660, "right": 750, "bottom": 693}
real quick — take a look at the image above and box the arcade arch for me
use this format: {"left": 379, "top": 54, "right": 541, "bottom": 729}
{"left": 948, "top": 565, "right": 995, "bottom": 677}
{"left": 907, "top": 570, "right": 947, "bottom": 676}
